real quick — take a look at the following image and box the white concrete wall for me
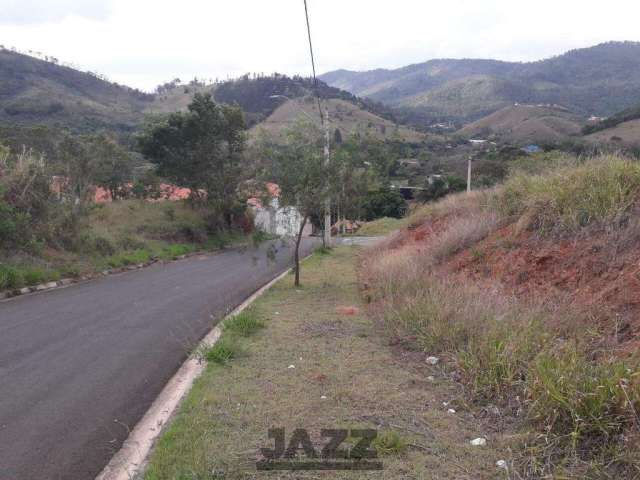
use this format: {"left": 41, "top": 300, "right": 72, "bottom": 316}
{"left": 252, "top": 199, "right": 311, "bottom": 237}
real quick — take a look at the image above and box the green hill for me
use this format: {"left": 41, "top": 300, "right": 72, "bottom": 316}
{"left": 250, "top": 96, "right": 426, "bottom": 143}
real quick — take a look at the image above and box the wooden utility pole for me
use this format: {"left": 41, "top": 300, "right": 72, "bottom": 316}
{"left": 467, "top": 157, "right": 472, "bottom": 193}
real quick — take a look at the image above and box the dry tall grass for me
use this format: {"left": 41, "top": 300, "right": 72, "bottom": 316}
{"left": 360, "top": 153, "right": 640, "bottom": 478}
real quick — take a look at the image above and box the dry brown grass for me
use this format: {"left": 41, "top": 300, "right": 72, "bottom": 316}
{"left": 359, "top": 157, "right": 640, "bottom": 478}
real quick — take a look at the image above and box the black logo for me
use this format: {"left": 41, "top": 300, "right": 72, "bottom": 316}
{"left": 257, "top": 428, "right": 383, "bottom": 471}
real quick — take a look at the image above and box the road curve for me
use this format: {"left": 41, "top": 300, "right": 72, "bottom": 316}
{"left": 0, "top": 238, "right": 318, "bottom": 480}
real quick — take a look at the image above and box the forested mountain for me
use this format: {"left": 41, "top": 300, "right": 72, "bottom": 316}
{"left": 320, "top": 42, "right": 640, "bottom": 124}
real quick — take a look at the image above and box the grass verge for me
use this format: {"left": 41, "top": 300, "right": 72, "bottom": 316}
{"left": 144, "top": 247, "right": 507, "bottom": 479}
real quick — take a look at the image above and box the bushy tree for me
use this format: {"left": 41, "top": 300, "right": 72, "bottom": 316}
{"left": 92, "top": 135, "right": 134, "bottom": 200}
{"left": 138, "top": 93, "right": 246, "bottom": 228}
{"left": 361, "top": 189, "right": 406, "bottom": 221}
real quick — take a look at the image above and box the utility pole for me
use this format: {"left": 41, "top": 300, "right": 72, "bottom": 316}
{"left": 323, "top": 104, "right": 332, "bottom": 247}
{"left": 467, "top": 157, "right": 472, "bottom": 193}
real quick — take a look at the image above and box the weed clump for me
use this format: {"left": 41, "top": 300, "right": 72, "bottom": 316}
{"left": 372, "top": 431, "right": 408, "bottom": 456}
{"left": 223, "top": 310, "right": 265, "bottom": 337}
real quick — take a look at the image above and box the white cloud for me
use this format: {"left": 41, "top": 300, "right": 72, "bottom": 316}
{"left": 1, "top": 0, "right": 639, "bottom": 91}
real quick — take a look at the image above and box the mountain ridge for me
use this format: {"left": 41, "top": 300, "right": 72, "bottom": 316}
{"left": 320, "top": 42, "right": 640, "bottom": 123}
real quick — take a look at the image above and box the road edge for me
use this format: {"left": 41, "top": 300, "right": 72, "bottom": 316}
{"left": 95, "top": 265, "right": 296, "bottom": 480}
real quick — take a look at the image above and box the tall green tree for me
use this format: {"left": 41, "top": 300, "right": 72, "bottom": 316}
{"left": 138, "top": 93, "right": 246, "bottom": 227}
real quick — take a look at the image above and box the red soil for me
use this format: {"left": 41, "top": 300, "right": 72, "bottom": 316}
{"left": 451, "top": 226, "right": 640, "bottom": 353}
{"left": 393, "top": 216, "right": 640, "bottom": 353}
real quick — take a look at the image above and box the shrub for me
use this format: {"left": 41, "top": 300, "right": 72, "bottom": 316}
{"left": 360, "top": 189, "right": 407, "bottom": 221}
{"left": 0, "top": 264, "right": 22, "bottom": 289}
{"left": 93, "top": 236, "right": 116, "bottom": 256}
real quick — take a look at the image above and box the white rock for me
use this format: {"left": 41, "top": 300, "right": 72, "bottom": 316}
{"left": 426, "top": 356, "right": 439, "bottom": 365}
{"left": 320, "top": 395, "right": 327, "bottom": 400}
{"left": 275, "top": 311, "right": 280, "bottom": 315}
{"left": 287, "top": 364, "right": 295, "bottom": 369}
{"left": 447, "top": 408, "right": 456, "bottom": 414}
{"left": 496, "top": 460, "right": 507, "bottom": 469}
{"left": 427, "top": 376, "right": 435, "bottom": 381}
{"left": 470, "top": 437, "right": 487, "bottom": 446}
{"left": 442, "top": 401, "right": 449, "bottom": 407}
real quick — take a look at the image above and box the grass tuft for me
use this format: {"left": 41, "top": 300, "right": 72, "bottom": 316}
{"left": 204, "top": 337, "right": 239, "bottom": 365}
{"left": 372, "top": 431, "right": 408, "bottom": 456}
{"left": 223, "top": 310, "right": 265, "bottom": 337}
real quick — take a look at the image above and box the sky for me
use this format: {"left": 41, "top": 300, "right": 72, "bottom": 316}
{"left": 2, "top": 0, "right": 640, "bottom": 92}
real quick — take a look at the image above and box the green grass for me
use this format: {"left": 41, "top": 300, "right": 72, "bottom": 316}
{"left": 500, "top": 155, "right": 640, "bottom": 233}
{"left": 357, "top": 217, "right": 405, "bottom": 236}
{"left": 223, "top": 310, "right": 265, "bottom": 337}
{"left": 204, "top": 337, "right": 239, "bottom": 365}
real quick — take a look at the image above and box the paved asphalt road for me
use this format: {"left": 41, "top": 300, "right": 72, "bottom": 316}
{"left": 0, "top": 238, "right": 319, "bottom": 480}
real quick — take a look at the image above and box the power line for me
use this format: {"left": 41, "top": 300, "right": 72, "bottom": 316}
{"left": 302, "top": 0, "right": 325, "bottom": 125}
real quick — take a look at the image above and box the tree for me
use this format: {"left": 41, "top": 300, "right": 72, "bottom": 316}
{"left": 138, "top": 93, "right": 247, "bottom": 228}
{"left": 92, "top": 135, "right": 134, "bottom": 200}
{"left": 360, "top": 189, "right": 406, "bottom": 221}
{"left": 58, "top": 135, "right": 98, "bottom": 211}
{"left": 261, "top": 121, "right": 331, "bottom": 286}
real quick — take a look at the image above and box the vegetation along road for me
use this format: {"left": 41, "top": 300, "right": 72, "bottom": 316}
{"left": 0, "top": 238, "right": 318, "bottom": 480}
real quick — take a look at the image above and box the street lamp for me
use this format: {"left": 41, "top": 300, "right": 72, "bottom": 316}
{"left": 269, "top": 95, "right": 332, "bottom": 247}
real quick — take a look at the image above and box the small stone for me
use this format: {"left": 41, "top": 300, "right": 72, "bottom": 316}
{"left": 426, "top": 356, "right": 439, "bottom": 365}
{"left": 427, "top": 376, "right": 435, "bottom": 381}
{"left": 470, "top": 437, "right": 487, "bottom": 446}
{"left": 102, "top": 270, "right": 110, "bottom": 276}
{"left": 275, "top": 312, "right": 280, "bottom": 315}
{"left": 59, "top": 279, "right": 73, "bottom": 286}
{"left": 447, "top": 408, "right": 456, "bottom": 414}
{"left": 44, "top": 282, "right": 58, "bottom": 289}
{"left": 19, "top": 287, "right": 31, "bottom": 295}
{"left": 442, "top": 401, "right": 449, "bottom": 407}
{"left": 320, "top": 395, "right": 327, "bottom": 400}
{"left": 496, "top": 460, "right": 507, "bottom": 469}
{"left": 287, "top": 365, "right": 295, "bottom": 369}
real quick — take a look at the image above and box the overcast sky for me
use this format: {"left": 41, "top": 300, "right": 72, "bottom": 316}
{"left": 2, "top": 0, "right": 640, "bottom": 91}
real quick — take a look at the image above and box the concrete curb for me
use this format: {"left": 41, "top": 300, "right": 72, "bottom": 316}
{"left": 95, "top": 265, "right": 295, "bottom": 480}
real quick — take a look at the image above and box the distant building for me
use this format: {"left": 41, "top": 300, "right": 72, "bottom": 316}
{"left": 469, "top": 139, "right": 487, "bottom": 146}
